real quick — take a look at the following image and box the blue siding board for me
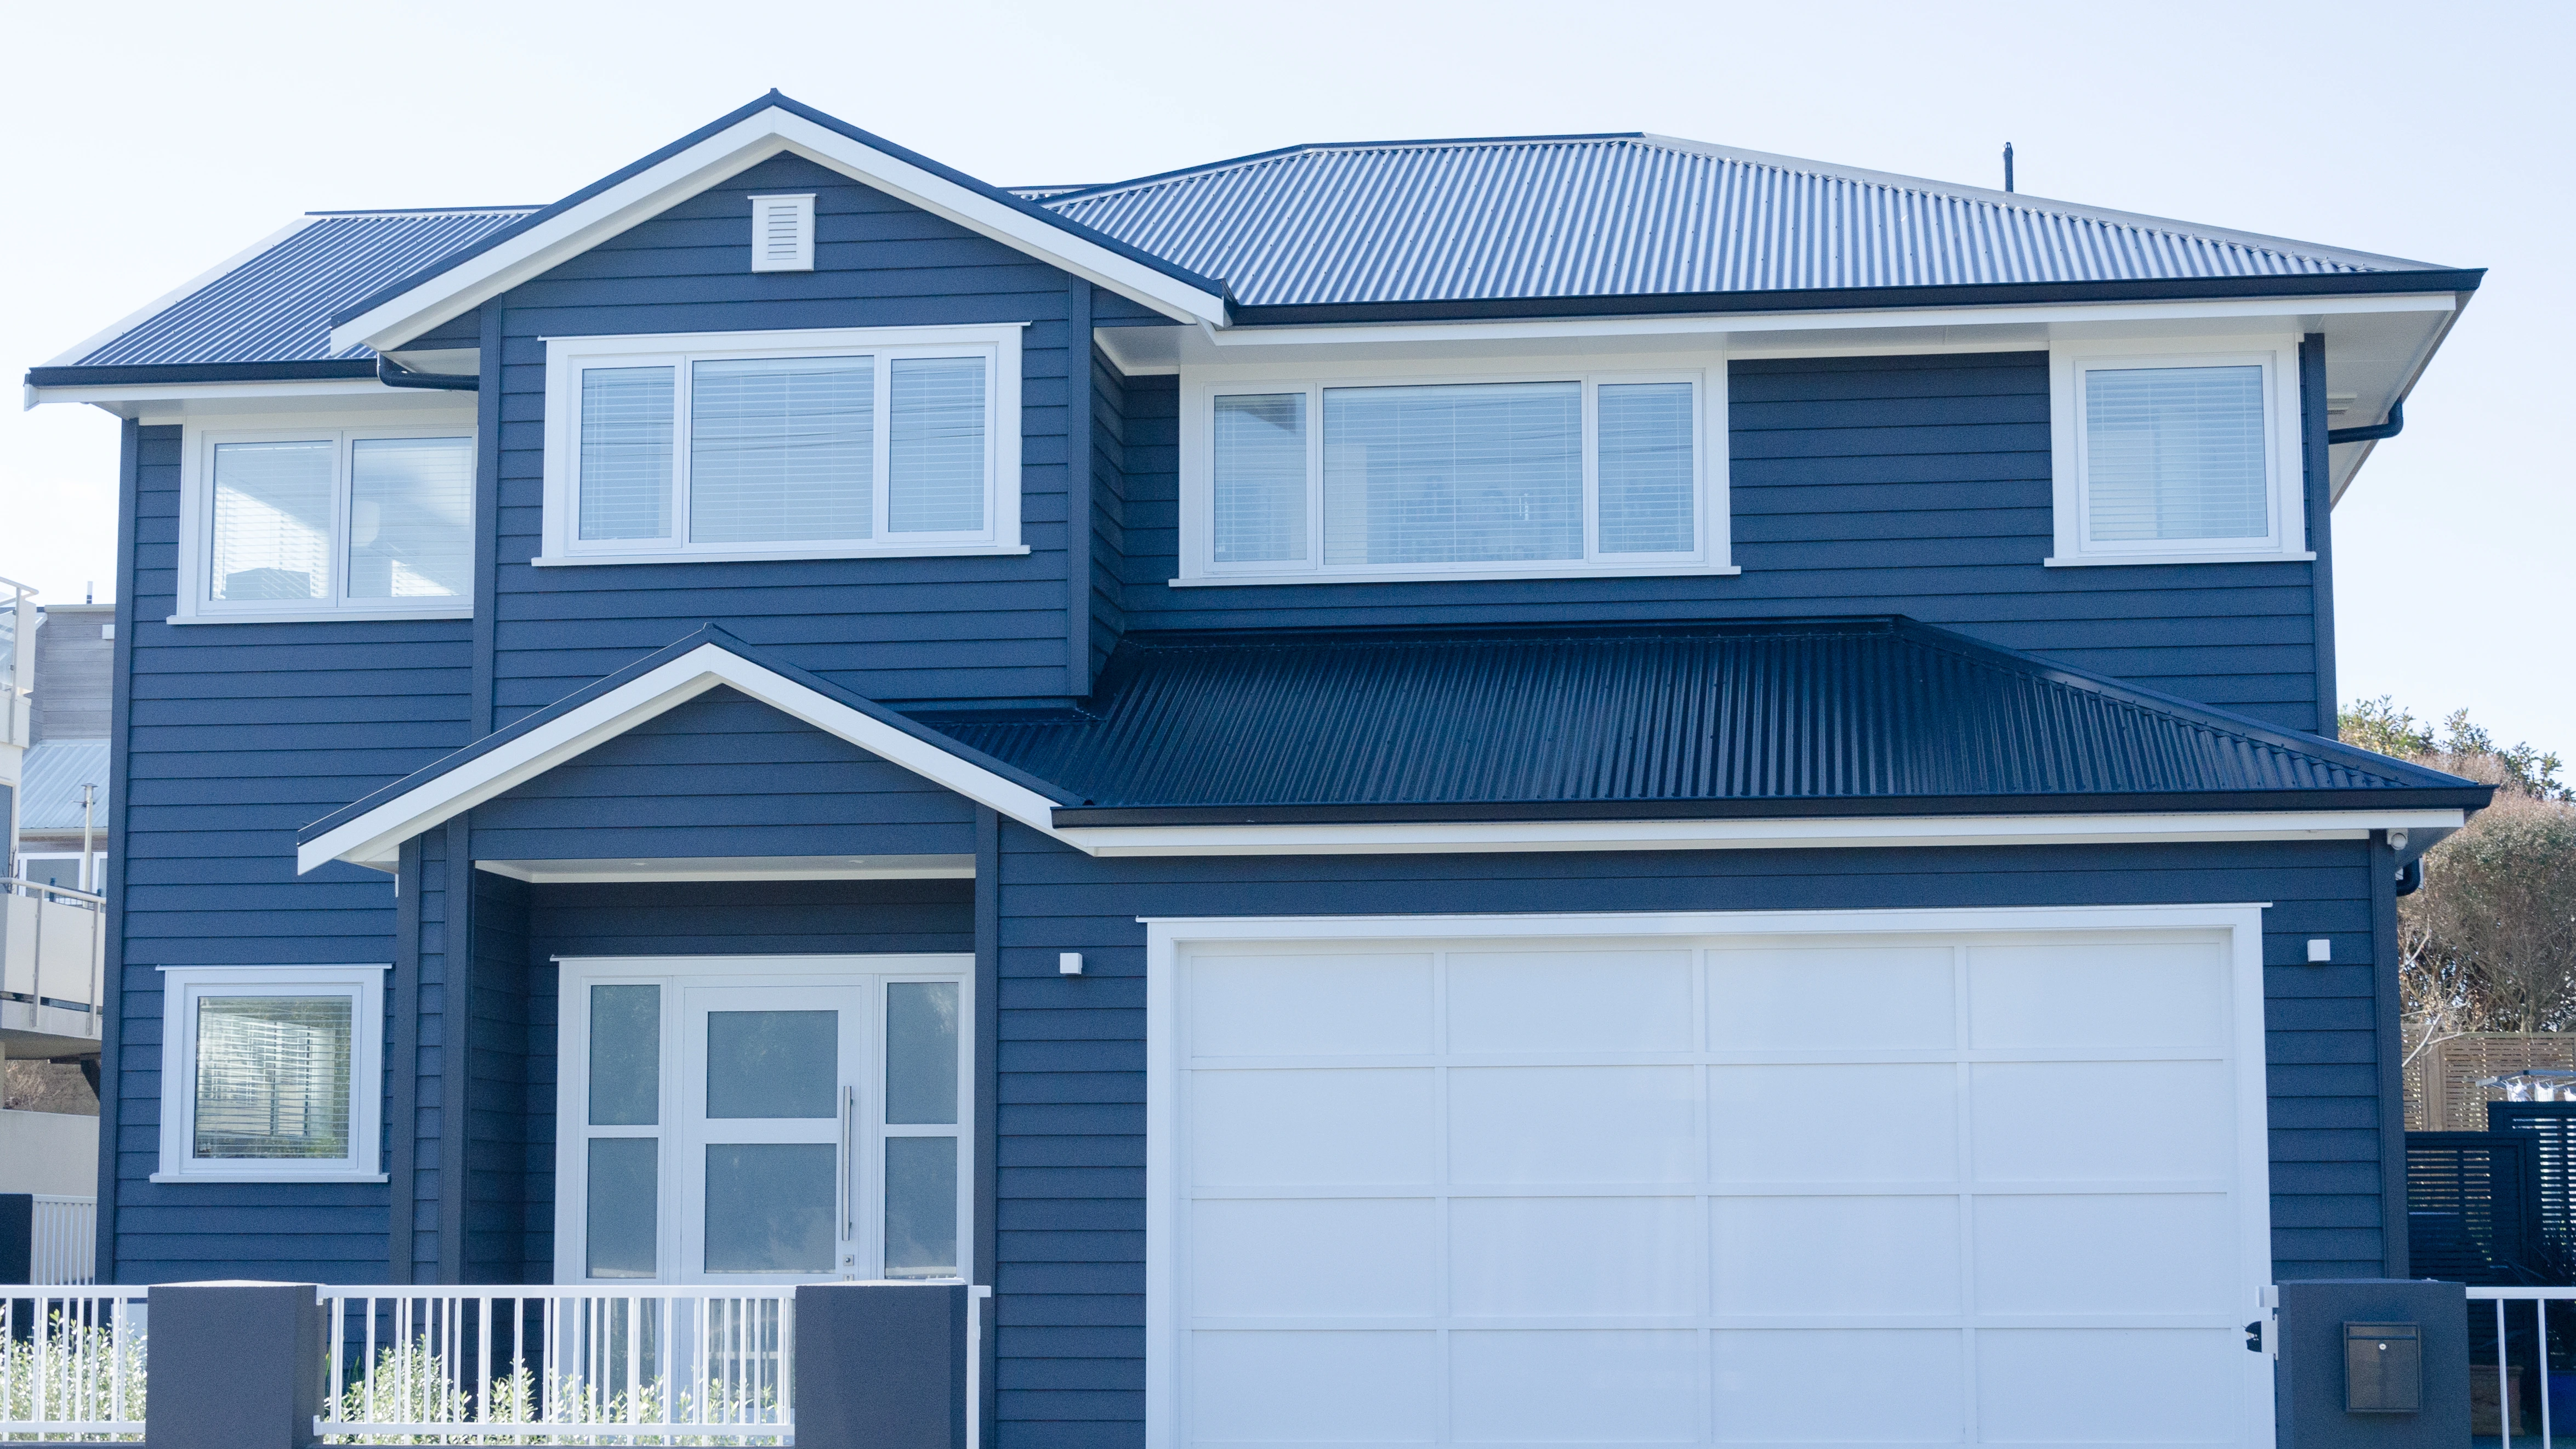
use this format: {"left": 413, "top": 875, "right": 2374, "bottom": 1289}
{"left": 1111, "top": 352, "right": 2324, "bottom": 726}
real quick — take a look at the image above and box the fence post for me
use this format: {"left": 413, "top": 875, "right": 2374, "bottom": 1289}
{"left": 145, "top": 1280, "right": 327, "bottom": 1449}
{"left": 793, "top": 1281, "right": 969, "bottom": 1449}
{"left": 0, "top": 1195, "right": 29, "bottom": 1282}
{"left": 2273, "top": 1278, "right": 2467, "bottom": 1447}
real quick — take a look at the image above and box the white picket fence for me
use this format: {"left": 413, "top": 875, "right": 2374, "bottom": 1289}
{"left": 0, "top": 1288, "right": 148, "bottom": 1441}
{"left": 317, "top": 1287, "right": 796, "bottom": 1444}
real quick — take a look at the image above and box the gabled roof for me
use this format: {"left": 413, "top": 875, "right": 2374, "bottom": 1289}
{"left": 324, "top": 92, "right": 1236, "bottom": 354}
{"left": 1044, "top": 132, "right": 2473, "bottom": 319}
{"left": 931, "top": 617, "right": 2490, "bottom": 823}
{"left": 30, "top": 208, "right": 534, "bottom": 383}
{"left": 295, "top": 617, "right": 2484, "bottom": 874}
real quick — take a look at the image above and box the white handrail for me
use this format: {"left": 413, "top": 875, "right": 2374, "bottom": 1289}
{"left": 0, "top": 1287, "right": 149, "bottom": 1440}
{"left": 2467, "top": 1286, "right": 2576, "bottom": 1447}
{"left": 315, "top": 1286, "right": 794, "bottom": 1444}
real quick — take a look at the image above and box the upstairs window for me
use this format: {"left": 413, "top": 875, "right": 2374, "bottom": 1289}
{"left": 540, "top": 325, "right": 1026, "bottom": 566}
{"left": 181, "top": 427, "right": 474, "bottom": 620}
{"left": 1181, "top": 365, "right": 1728, "bottom": 585}
{"left": 2049, "top": 338, "right": 2308, "bottom": 566}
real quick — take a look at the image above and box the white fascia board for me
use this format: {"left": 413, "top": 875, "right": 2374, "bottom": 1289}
{"left": 25, "top": 377, "right": 407, "bottom": 417}
{"left": 1198, "top": 291, "right": 2459, "bottom": 353}
{"left": 330, "top": 108, "right": 1229, "bottom": 355}
{"left": 1061, "top": 808, "right": 2466, "bottom": 857}
{"left": 297, "top": 642, "right": 1068, "bottom": 873}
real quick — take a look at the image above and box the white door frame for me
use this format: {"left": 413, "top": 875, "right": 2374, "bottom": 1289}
{"left": 1141, "top": 902, "right": 2277, "bottom": 1449}
{"left": 553, "top": 953, "right": 975, "bottom": 1286}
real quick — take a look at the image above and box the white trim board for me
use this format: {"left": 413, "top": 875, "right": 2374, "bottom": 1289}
{"left": 1141, "top": 902, "right": 2278, "bottom": 1449}
{"left": 477, "top": 855, "right": 973, "bottom": 883}
{"left": 331, "top": 105, "right": 1230, "bottom": 356}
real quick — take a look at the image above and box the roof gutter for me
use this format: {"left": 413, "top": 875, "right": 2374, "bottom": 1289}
{"left": 2327, "top": 396, "right": 2402, "bottom": 445}
{"left": 1221, "top": 268, "right": 2487, "bottom": 328}
{"left": 376, "top": 356, "right": 478, "bottom": 392}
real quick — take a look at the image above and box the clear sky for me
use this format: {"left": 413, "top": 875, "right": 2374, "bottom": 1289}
{"left": 3, "top": 0, "right": 2564, "bottom": 750}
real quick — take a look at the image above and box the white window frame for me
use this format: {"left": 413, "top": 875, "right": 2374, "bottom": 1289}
{"left": 1175, "top": 354, "right": 1736, "bottom": 586}
{"left": 537, "top": 325, "right": 1027, "bottom": 567}
{"left": 551, "top": 954, "right": 976, "bottom": 1287}
{"left": 2046, "top": 334, "right": 2311, "bottom": 567}
{"left": 153, "top": 963, "right": 389, "bottom": 1183}
{"left": 175, "top": 414, "right": 478, "bottom": 623}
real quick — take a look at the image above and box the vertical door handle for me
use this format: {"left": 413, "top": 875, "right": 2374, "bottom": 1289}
{"left": 840, "top": 1085, "right": 855, "bottom": 1237}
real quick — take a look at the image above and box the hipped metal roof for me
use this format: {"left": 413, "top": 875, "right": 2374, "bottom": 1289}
{"left": 1041, "top": 133, "right": 2446, "bottom": 311}
{"left": 31, "top": 104, "right": 2471, "bottom": 380}
{"left": 49, "top": 208, "right": 534, "bottom": 375}
{"left": 930, "top": 617, "right": 2487, "bottom": 823}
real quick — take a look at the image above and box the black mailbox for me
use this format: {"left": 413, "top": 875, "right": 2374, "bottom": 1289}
{"left": 2345, "top": 1322, "right": 2423, "bottom": 1413}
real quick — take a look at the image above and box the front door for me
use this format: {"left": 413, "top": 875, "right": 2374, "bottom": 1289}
{"left": 558, "top": 954, "right": 970, "bottom": 1286}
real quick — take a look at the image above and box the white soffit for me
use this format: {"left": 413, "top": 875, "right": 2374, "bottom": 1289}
{"left": 476, "top": 854, "right": 973, "bottom": 883}
{"left": 329, "top": 107, "right": 1231, "bottom": 355}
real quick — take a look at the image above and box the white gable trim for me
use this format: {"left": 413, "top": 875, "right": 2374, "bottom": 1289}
{"left": 328, "top": 107, "right": 1230, "bottom": 355}
{"left": 294, "top": 642, "right": 1071, "bottom": 873}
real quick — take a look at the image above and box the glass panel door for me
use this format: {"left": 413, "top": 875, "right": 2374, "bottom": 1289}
{"left": 676, "top": 986, "right": 871, "bottom": 1283}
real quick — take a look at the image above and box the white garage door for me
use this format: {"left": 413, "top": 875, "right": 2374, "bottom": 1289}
{"left": 1149, "top": 908, "right": 2273, "bottom": 1447}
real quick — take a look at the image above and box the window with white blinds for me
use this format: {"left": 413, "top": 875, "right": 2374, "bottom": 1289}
{"left": 547, "top": 327, "right": 1016, "bottom": 562}
{"left": 196, "top": 429, "right": 473, "bottom": 617}
{"left": 2083, "top": 366, "right": 2268, "bottom": 542}
{"left": 1202, "top": 371, "right": 1708, "bottom": 579}
{"left": 159, "top": 965, "right": 385, "bottom": 1181}
{"left": 2053, "top": 342, "right": 2299, "bottom": 565}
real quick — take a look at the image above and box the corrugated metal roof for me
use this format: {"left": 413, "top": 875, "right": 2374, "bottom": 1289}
{"left": 931, "top": 618, "right": 2481, "bottom": 819}
{"left": 1044, "top": 133, "right": 2447, "bottom": 308}
{"left": 14, "top": 740, "right": 110, "bottom": 832}
{"left": 67, "top": 208, "right": 535, "bottom": 368}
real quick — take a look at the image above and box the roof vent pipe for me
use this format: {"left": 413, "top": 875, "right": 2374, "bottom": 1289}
{"left": 2326, "top": 396, "right": 2403, "bottom": 445}
{"left": 2002, "top": 143, "right": 2014, "bottom": 193}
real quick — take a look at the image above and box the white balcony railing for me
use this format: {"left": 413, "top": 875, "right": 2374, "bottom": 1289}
{"left": 27, "top": 1197, "right": 94, "bottom": 1286}
{"left": 2469, "top": 1286, "right": 2576, "bottom": 1446}
{"left": 0, "top": 879, "right": 105, "bottom": 1021}
{"left": 317, "top": 1286, "right": 795, "bottom": 1444}
{"left": 0, "top": 1287, "right": 148, "bottom": 1441}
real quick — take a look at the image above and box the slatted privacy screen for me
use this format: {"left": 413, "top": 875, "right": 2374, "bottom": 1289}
{"left": 579, "top": 367, "right": 676, "bottom": 541}
{"left": 194, "top": 994, "right": 354, "bottom": 1160}
{"left": 2407, "top": 1132, "right": 2558, "bottom": 1284}
{"left": 2490, "top": 1103, "right": 2576, "bottom": 1279}
{"left": 1323, "top": 381, "right": 1584, "bottom": 565}
{"left": 1212, "top": 393, "right": 1307, "bottom": 564}
{"left": 888, "top": 356, "right": 986, "bottom": 533}
{"left": 211, "top": 439, "right": 334, "bottom": 600}
{"left": 2409, "top": 1034, "right": 2576, "bottom": 1132}
{"left": 2083, "top": 364, "right": 2269, "bottom": 543}
{"left": 690, "top": 357, "right": 874, "bottom": 543}
{"left": 348, "top": 437, "right": 471, "bottom": 598}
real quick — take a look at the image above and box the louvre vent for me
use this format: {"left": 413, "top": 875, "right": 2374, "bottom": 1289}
{"left": 748, "top": 193, "right": 815, "bottom": 272}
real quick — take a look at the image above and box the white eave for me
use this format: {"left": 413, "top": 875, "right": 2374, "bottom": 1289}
{"left": 327, "top": 105, "right": 1233, "bottom": 356}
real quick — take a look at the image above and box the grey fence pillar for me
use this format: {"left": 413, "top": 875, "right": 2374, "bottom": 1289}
{"left": 145, "top": 1280, "right": 326, "bottom": 1449}
{"left": 2273, "top": 1278, "right": 2467, "bottom": 1448}
{"left": 0, "top": 1195, "right": 30, "bottom": 1283}
{"left": 794, "top": 1282, "right": 970, "bottom": 1449}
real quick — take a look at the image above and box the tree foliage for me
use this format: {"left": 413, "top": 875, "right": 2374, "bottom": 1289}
{"left": 2342, "top": 700, "right": 2576, "bottom": 1065}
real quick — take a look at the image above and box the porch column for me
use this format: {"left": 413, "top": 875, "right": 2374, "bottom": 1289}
{"left": 145, "top": 1280, "right": 326, "bottom": 1449}
{"left": 793, "top": 1281, "right": 971, "bottom": 1449}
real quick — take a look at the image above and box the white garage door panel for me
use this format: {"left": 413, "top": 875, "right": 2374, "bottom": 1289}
{"left": 1159, "top": 917, "right": 2272, "bottom": 1447}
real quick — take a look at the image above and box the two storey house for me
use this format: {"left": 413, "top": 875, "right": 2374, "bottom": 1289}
{"left": 22, "top": 93, "right": 2491, "bottom": 1446}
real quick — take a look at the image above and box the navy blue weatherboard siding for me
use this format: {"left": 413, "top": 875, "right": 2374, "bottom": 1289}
{"left": 64, "top": 211, "right": 532, "bottom": 370}
{"left": 106, "top": 424, "right": 475, "bottom": 1282}
{"left": 979, "top": 827, "right": 2397, "bottom": 1446}
{"left": 933, "top": 618, "right": 2481, "bottom": 823}
{"left": 471, "top": 686, "right": 978, "bottom": 860}
{"left": 487, "top": 152, "right": 1098, "bottom": 718}
{"left": 1113, "top": 350, "right": 2337, "bottom": 728}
